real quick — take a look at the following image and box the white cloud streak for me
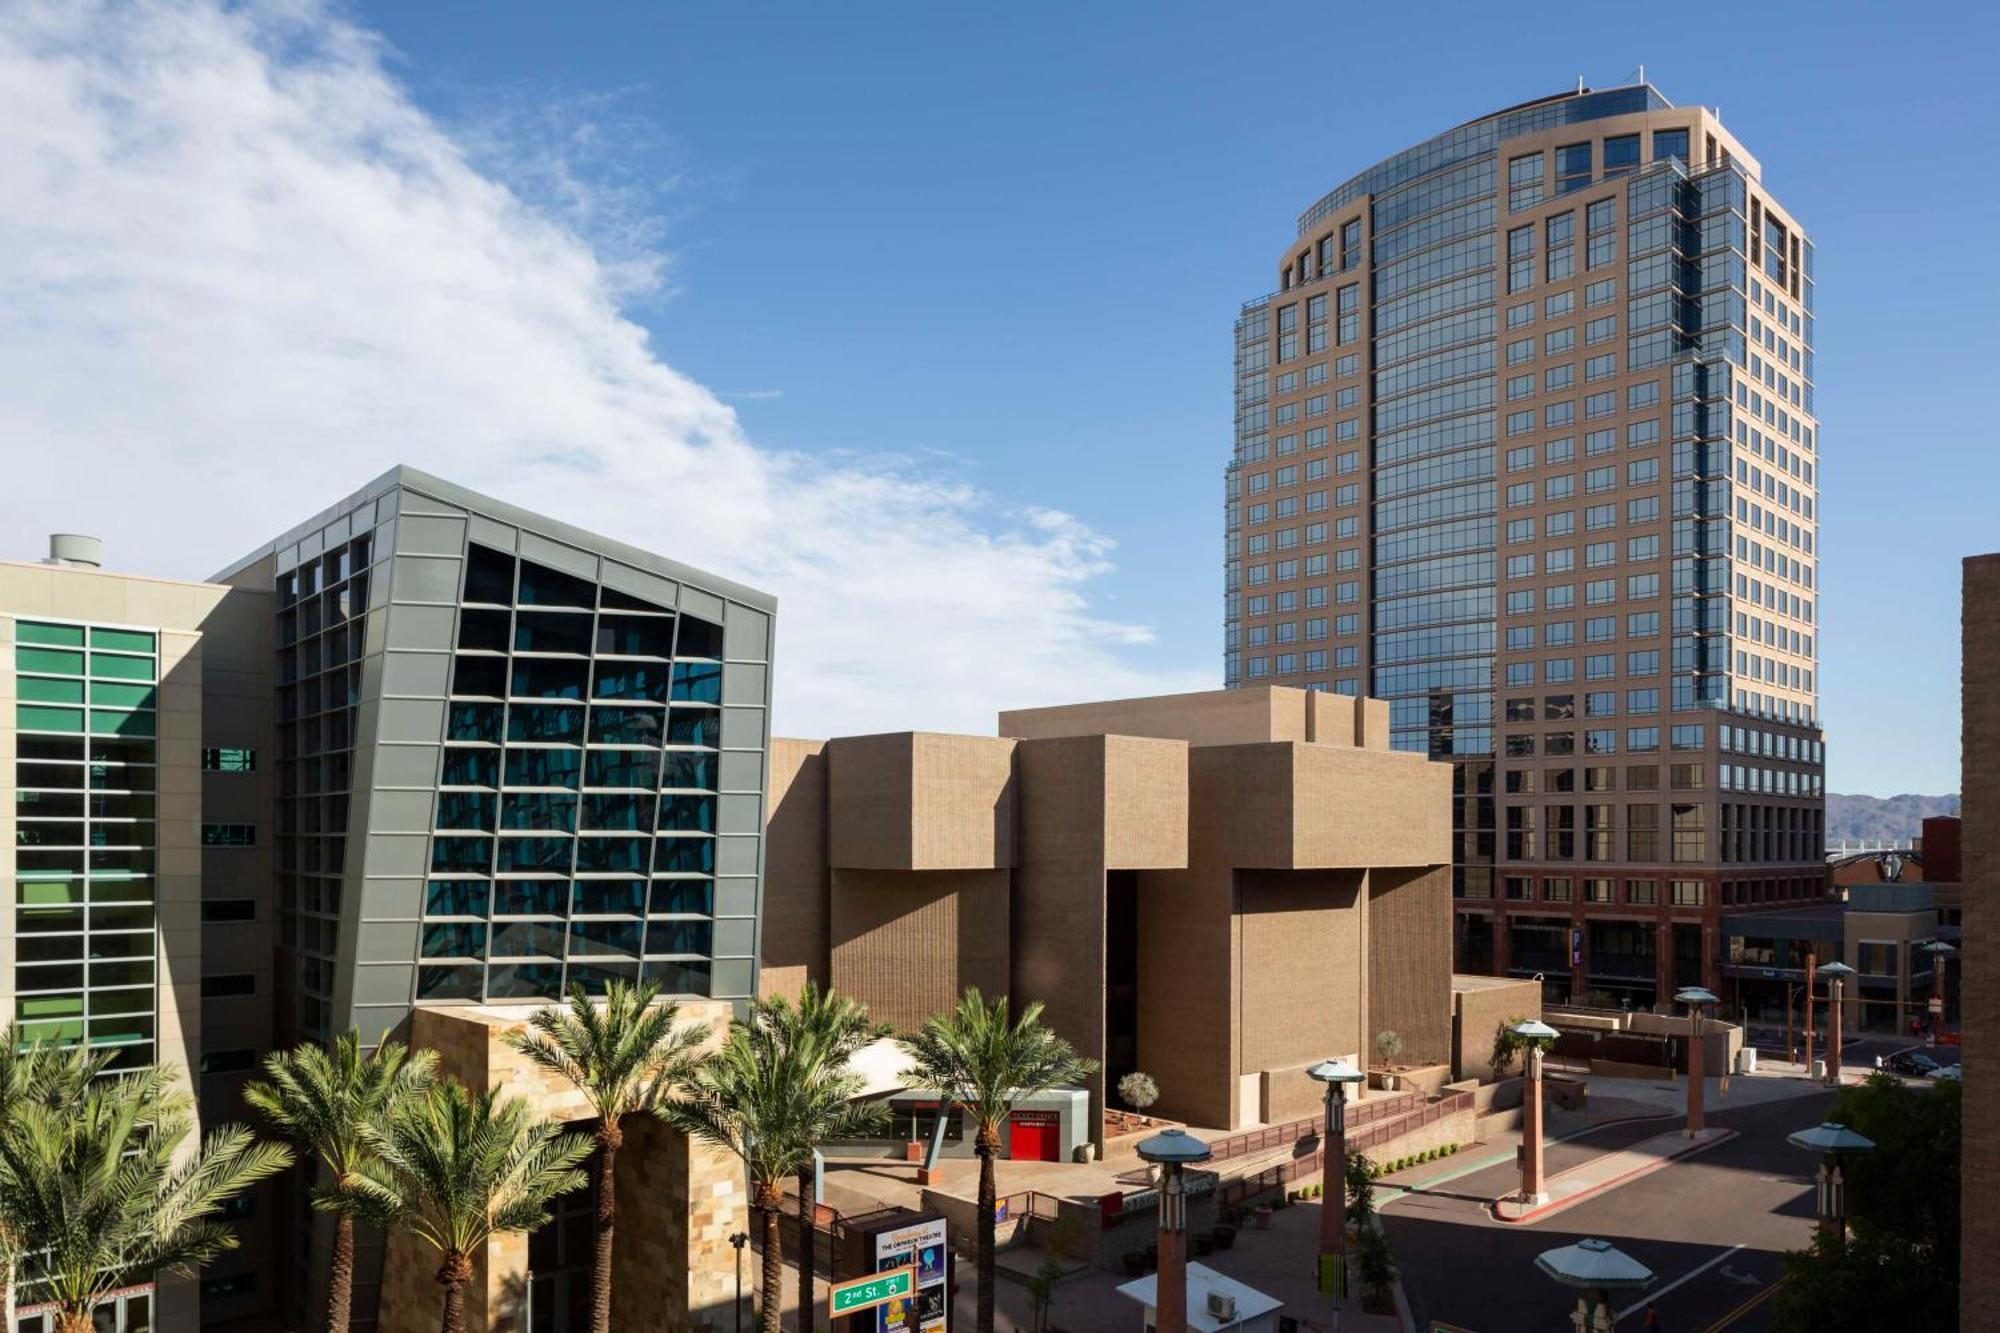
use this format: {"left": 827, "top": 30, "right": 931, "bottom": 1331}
{"left": 0, "top": 0, "right": 1210, "bottom": 737}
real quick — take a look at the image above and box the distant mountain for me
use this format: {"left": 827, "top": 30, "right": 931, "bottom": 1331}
{"left": 1825, "top": 792, "right": 1960, "bottom": 844}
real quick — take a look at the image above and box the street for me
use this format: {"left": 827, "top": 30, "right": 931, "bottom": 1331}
{"left": 1382, "top": 1089, "right": 1837, "bottom": 1332}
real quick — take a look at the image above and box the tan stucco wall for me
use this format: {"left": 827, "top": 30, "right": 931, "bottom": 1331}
{"left": 761, "top": 737, "right": 829, "bottom": 1001}
{"left": 826, "top": 732, "right": 1016, "bottom": 871}
{"left": 829, "top": 867, "right": 1010, "bottom": 1034}
{"left": 1368, "top": 866, "right": 1454, "bottom": 1067}
{"left": 1451, "top": 976, "right": 1545, "bottom": 1083}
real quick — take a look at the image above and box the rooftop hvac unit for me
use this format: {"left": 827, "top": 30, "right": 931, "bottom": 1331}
{"left": 1206, "top": 1290, "right": 1238, "bottom": 1322}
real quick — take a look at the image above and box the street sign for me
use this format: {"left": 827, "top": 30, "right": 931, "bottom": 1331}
{"left": 829, "top": 1266, "right": 916, "bottom": 1319}
{"left": 1930, "top": 995, "right": 1945, "bottom": 1014}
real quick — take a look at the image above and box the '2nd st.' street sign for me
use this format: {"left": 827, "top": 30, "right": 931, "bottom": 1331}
{"left": 829, "top": 1266, "right": 916, "bottom": 1319}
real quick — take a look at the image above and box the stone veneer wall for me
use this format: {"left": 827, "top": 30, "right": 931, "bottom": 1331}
{"left": 377, "top": 1001, "right": 746, "bottom": 1333}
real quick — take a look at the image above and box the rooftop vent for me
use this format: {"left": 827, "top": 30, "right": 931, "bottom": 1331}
{"left": 45, "top": 534, "right": 103, "bottom": 569}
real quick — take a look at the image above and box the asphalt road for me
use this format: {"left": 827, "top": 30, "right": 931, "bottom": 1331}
{"left": 1382, "top": 1089, "right": 1836, "bottom": 1333}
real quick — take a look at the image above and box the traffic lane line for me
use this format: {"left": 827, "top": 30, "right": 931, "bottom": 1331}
{"left": 1613, "top": 1244, "right": 1744, "bottom": 1319}
{"left": 1702, "top": 1276, "right": 1784, "bottom": 1331}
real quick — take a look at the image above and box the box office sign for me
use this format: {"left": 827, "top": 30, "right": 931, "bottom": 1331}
{"left": 871, "top": 1216, "right": 948, "bottom": 1332}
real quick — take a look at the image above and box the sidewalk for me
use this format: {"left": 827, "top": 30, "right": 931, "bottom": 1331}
{"left": 1490, "top": 1126, "right": 1735, "bottom": 1223}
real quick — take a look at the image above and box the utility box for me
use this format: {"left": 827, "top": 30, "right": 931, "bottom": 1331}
{"left": 1736, "top": 1047, "right": 1758, "bottom": 1075}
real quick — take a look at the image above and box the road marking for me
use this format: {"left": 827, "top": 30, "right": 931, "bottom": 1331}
{"left": 1614, "top": 1244, "right": 1745, "bottom": 1320}
{"left": 1702, "top": 1277, "right": 1784, "bottom": 1331}
{"left": 1716, "top": 1261, "right": 1759, "bottom": 1286}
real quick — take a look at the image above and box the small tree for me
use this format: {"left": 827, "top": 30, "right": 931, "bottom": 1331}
{"left": 1375, "top": 1031, "right": 1404, "bottom": 1068}
{"left": 357, "top": 1080, "right": 592, "bottom": 1333}
{"left": 245, "top": 1031, "right": 437, "bottom": 1333}
{"left": 504, "top": 981, "right": 706, "bottom": 1333}
{"left": 1354, "top": 1222, "right": 1397, "bottom": 1309}
{"left": 1116, "top": 1071, "right": 1158, "bottom": 1114}
{"left": 1489, "top": 1014, "right": 1535, "bottom": 1078}
{"left": 1344, "top": 1150, "right": 1376, "bottom": 1229}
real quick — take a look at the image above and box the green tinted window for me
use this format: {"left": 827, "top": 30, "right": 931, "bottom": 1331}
{"left": 16, "top": 622, "right": 85, "bottom": 647}
{"left": 17, "top": 878, "right": 85, "bottom": 905}
{"left": 90, "top": 710, "right": 155, "bottom": 738}
{"left": 90, "top": 654, "right": 154, "bottom": 682}
{"left": 89, "top": 683, "right": 157, "bottom": 709}
{"left": 17, "top": 705, "right": 85, "bottom": 733}
{"left": 16, "top": 993, "right": 84, "bottom": 1018}
{"left": 90, "top": 628, "right": 156, "bottom": 653}
{"left": 17, "top": 646, "right": 84, "bottom": 675}
{"left": 18, "top": 678, "right": 84, "bottom": 704}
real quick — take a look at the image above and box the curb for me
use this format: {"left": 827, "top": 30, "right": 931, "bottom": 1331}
{"left": 1374, "top": 1109, "right": 1679, "bottom": 1205}
{"left": 1486, "top": 1128, "right": 1738, "bottom": 1225}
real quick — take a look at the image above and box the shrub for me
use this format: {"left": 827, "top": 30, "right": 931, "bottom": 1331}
{"left": 1376, "top": 1030, "right": 1405, "bottom": 1066}
{"left": 1355, "top": 1222, "right": 1398, "bottom": 1308}
{"left": 1117, "top": 1071, "right": 1159, "bottom": 1113}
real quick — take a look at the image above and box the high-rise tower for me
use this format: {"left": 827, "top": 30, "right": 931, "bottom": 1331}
{"left": 1225, "top": 85, "right": 1825, "bottom": 1005}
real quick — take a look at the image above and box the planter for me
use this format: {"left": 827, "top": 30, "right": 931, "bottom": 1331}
{"left": 1253, "top": 1206, "right": 1273, "bottom": 1231}
{"left": 1212, "top": 1226, "right": 1238, "bottom": 1252}
{"left": 904, "top": 1141, "right": 924, "bottom": 1162}
{"left": 1192, "top": 1234, "right": 1214, "bottom": 1258}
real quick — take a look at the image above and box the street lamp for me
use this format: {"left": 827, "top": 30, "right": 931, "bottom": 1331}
{"left": 1136, "top": 1127, "right": 1211, "bottom": 1333}
{"left": 1510, "top": 1018, "right": 1561, "bottom": 1206}
{"left": 1306, "top": 1057, "right": 1366, "bottom": 1300}
{"left": 1535, "top": 1237, "right": 1654, "bottom": 1333}
{"left": 1920, "top": 939, "right": 1957, "bottom": 1038}
{"left": 1787, "top": 1121, "right": 1875, "bottom": 1250}
{"left": 1817, "top": 961, "right": 1856, "bottom": 1085}
{"left": 1675, "top": 986, "right": 1719, "bottom": 1138}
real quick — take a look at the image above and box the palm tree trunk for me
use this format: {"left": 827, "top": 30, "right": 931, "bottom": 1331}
{"left": 593, "top": 1122, "right": 621, "bottom": 1333}
{"left": 976, "top": 1121, "right": 1000, "bottom": 1333}
{"left": 437, "top": 1250, "right": 473, "bottom": 1333}
{"left": 757, "top": 1181, "right": 785, "bottom": 1333}
{"left": 327, "top": 1210, "right": 356, "bottom": 1333}
{"left": 796, "top": 1164, "right": 815, "bottom": 1333}
{"left": 56, "top": 1311, "right": 94, "bottom": 1333}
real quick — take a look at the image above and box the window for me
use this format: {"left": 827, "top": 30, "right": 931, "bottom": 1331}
{"left": 1604, "top": 134, "right": 1640, "bottom": 176}
{"left": 202, "top": 823, "right": 257, "bottom": 848}
{"left": 201, "top": 974, "right": 257, "bottom": 998}
{"left": 1509, "top": 152, "right": 1545, "bottom": 211}
{"left": 202, "top": 747, "right": 256, "bottom": 772}
{"left": 1653, "top": 127, "right": 1690, "bottom": 164}
{"left": 201, "top": 1049, "right": 258, "bottom": 1075}
{"left": 1555, "top": 141, "right": 1592, "bottom": 193}
{"left": 202, "top": 899, "right": 258, "bottom": 923}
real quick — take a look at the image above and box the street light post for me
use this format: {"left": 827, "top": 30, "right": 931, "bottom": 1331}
{"left": 1787, "top": 1121, "right": 1876, "bottom": 1251}
{"left": 728, "top": 1231, "right": 749, "bottom": 1333}
{"left": 1535, "top": 1237, "right": 1655, "bottom": 1333}
{"left": 1306, "top": 1057, "right": 1366, "bottom": 1301}
{"left": 1675, "top": 986, "right": 1719, "bottom": 1138}
{"left": 1510, "top": 1018, "right": 1560, "bottom": 1207}
{"left": 1136, "top": 1127, "right": 1211, "bottom": 1333}
{"left": 1818, "top": 961, "right": 1856, "bottom": 1085}
{"left": 1921, "top": 939, "right": 1957, "bottom": 1037}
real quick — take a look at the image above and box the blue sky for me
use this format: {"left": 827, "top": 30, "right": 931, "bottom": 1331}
{"left": 4, "top": 1, "right": 1992, "bottom": 793}
{"left": 343, "top": 1, "right": 1999, "bottom": 796}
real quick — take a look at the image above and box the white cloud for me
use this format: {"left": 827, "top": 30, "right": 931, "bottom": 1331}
{"left": 0, "top": 0, "right": 1211, "bottom": 737}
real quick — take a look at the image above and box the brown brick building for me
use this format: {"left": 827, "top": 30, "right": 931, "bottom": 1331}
{"left": 1224, "top": 84, "right": 1824, "bottom": 1008}
{"left": 1960, "top": 553, "right": 1999, "bottom": 1327}
{"left": 761, "top": 686, "right": 1453, "bottom": 1140}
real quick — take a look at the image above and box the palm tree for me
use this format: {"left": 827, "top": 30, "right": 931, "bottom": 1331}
{"left": 0, "top": 1062, "right": 292, "bottom": 1333}
{"left": 756, "top": 984, "right": 890, "bottom": 1329}
{"left": 899, "top": 989, "right": 1097, "bottom": 1333}
{"left": 503, "top": 980, "right": 706, "bottom": 1333}
{"left": 0, "top": 1033, "right": 115, "bottom": 1319}
{"left": 356, "top": 1078, "right": 592, "bottom": 1333}
{"left": 661, "top": 997, "right": 886, "bottom": 1333}
{"left": 243, "top": 1031, "right": 437, "bottom": 1333}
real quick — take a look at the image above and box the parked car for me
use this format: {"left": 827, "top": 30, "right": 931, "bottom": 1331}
{"left": 1885, "top": 1050, "right": 1943, "bottom": 1077}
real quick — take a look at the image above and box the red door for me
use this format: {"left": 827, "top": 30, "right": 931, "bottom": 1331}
{"left": 1009, "top": 1111, "right": 1060, "bottom": 1162}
